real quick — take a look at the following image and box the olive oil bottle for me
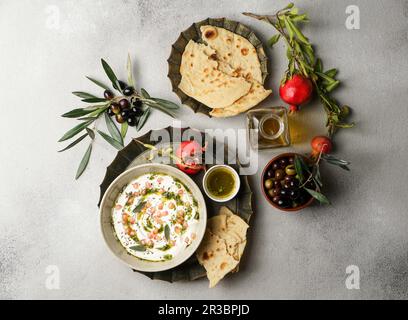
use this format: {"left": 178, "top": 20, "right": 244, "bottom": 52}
{"left": 247, "top": 107, "right": 291, "bottom": 150}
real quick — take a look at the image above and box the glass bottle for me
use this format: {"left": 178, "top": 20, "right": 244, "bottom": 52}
{"left": 247, "top": 107, "right": 291, "bottom": 150}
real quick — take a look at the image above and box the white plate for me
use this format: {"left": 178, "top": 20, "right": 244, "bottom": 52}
{"left": 100, "top": 163, "right": 207, "bottom": 272}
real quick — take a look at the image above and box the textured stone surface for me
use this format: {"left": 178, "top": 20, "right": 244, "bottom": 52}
{"left": 0, "top": 0, "right": 407, "bottom": 299}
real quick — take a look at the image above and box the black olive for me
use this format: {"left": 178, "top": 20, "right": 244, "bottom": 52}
{"left": 118, "top": 80, "right": 127, "bottom": 90}
{"left": 273, "top": 180, "right": 281, "bottom": 188}
{"left": 266, "top": 170, "right": 274, "bottom": 178}
{"left": 288, "top": 180, "right": 299, "bottom": 188}
{"left": 272, "top": 162, "right": 280, "bottom": 170}
{"left": 127, "top": 116, "right": 137, "bottom": 127}
{"left": 131, "top": 106, "right": 144, "bottom": 117}
{"left": 289, "top": 190, "right": 300, "bottom": 199}
{"left": 272, "top": 196, "right": 281, "bottom": 203}
{"left": 279, "top": 158, "right": 288, "bottom": 168}
{"left": 115, "top": 114, "right": 126, "bottom": 124}
{"left": 104, "top": 90, "right": 114, "bottom": 100}
{"left": 110, "top": 103, "right": 121, "bottom": 115}
{"left": 133, "top": 99, "right": 143, "bottom": 108}
{"left": 120, "top": 109, "right": 131, "bottom": 121}
{"left": 107, "top": 108, "right": 115, "bottom": 117}
{"left": 283, "top": 181, "right": 292, "bottom": 189}
{"left": 275, "top": 169, "right": 285, "bottom": 180}
{"left": 277, "top": 198, "right": 291, "bottom": 208}
{"left": 280, "top": 189, "right": 290, "bottom": 197}
{"left": 288, "top": 157, "right": 295, "bottom": 164}
{"left": 119, "top": 99, "right": 130, "bottom": 109}
{"left": 123, "top": 87, "right": 134, "bottom": 96}
{"left": 284, "top": 175, "right": 295, "bottom": 182}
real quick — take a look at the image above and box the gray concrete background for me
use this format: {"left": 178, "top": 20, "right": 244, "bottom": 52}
{"left": 0, "top": 0, "right": 407, "bottom": 300}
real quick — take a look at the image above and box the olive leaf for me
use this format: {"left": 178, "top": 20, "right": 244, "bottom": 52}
{"left": 75, "top": 143, "right": 92, "bottom": 180}
{"left": 305, "top": 188, "right": 330, "bottom": 205}
{"left": 127, "top": 54, "right": 135, "bottom": 88}
{"left": 164, "top": 225, "right": 171, "bottom": 241}
{"left": 140, "top": 88, "right": 151, "bottom": 99}
{"left": 72, "top": 92, "right": 98, "bottom": 99}
{"left": 104, "top": 113, "right": 123, "bottom": 147}
{"left": 121, "top": 122, "right": 128, "bottom": 139}
{"left": 86, "top": 76, "right": 111, "bottom": 91}
{"left": 59, "top": 119, "right": 94, "bottom": 142}
{"left": 86, "top": 128, "right": 95, "bottom": 139}
{"left": 325, "top": 80, "right": 340, "bottom": 93}
{"left": 294, "top": 155, "right": 305, "bottom": 183}
{"left": 97, "top": 130, "right": 123, "bottom": 150}
{"left": 325, "top": 68, "right": 338, "bottom": 78}
{"left": 82, "top": 97, "right": 107, "bottom": 103}
{"left": 150, "top": 98, "right": 180, "bottom": 110}
{"left": 143, "top": 101, "right": 176, "bottom": 118}
{"left": 321, "top": 154, "right": 351, "bottom": 170}
{"left": 62, "top": 108, "right": 96, "bottom": 118}
{"left": 129, "top": 245, "right": 146, "bottom": 252}
{"left": 136, "top": 107, "right": 151, "bottom": 131}
{"left": 101, "top": 58, "right": 121, "bottom": 92}
{"left": 58, "top": 133, "right": 88, "bottom": 152}
{"left": 267, "top": 34, "right": 281, "bottom": 47}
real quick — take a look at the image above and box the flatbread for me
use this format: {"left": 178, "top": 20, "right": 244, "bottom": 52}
{"left": 201, "top": 25, "right": 263, "bottom": 83}
{"left": 210, "top": 81, "right": 271, "bottom": 117}
{"left": 179, "top": 40, "right": 251, "bottom": 109}
{"left": 197, "top": 207, "right": 249, "bottom": 287}
{"left": 196, "top": 230, "right": 239, "bottom": 288}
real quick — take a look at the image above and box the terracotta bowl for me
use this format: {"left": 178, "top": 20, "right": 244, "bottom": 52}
{"left": 261, "top": 152, "right": 314, "bottom": 212}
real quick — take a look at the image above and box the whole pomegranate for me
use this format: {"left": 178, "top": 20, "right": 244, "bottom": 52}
{"left": 176, "top": 140, "right": 205, "bottom": 175}
{"left": 311, "top": 136, "right": 333, "bottom": 157}
{"left": 279, "top": 74, "right": 313, "bottom": 112}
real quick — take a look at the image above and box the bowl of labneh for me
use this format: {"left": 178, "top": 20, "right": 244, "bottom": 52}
{"left": 100, "top": 163, "right": 207, "bottom": 272}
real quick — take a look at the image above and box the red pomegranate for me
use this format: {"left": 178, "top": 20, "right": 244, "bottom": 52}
{"left": 175, "top": 141, "right": 205, "bottom": 175}
{"left": 279, "top": 74, "right": 313, "bottom": 113}
{"left": 311, "top": 136, "right": 333, "bottom": 157}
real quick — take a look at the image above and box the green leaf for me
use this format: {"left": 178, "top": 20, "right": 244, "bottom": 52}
{"left": 287, "top": 18, "right": 309, "bottom": 44}
{"left": 129, "top": 245, "right": 146, "bottom": 252}
{"left": 144, "top": 101, "right": 175, "bottom": 118}
{"left": 283, "top": 16, "right": 294, "bottom": 41}
{"left": 86, "top": 76, "right": 111, "bottom": 91}
{"left": 104, "top": 113, "right": 123, "bottom": 146}
{"left": 101, "top": 58, "right": 121, "bottom": 92}
{"left": 164, "top": 225, "right": 170, "bottom": 241}
{"left": 325, "top": 68, "right": 338, "bottom": 78}
{"left": 315, "top": 58, "right": 323, "bottom": 72}
{"left": 316, "top": 71, "right": 335, "bottom": 84}
{"left": 72, "top": 92, "right": 98, "bottom": 99}
{"left": 267, "top": 34, "right": 281, "bottom": 47}
{"left": 336, "top": 122, "right": 355, "bottom": 129}
{"left": 283, "top": 3, "right": 294, "bottom": 10}
{"left": 321, "top": 154, "right": 351, "bottom": 170}
{"left": 127, "top": 54, "right": 135, "bottom": 88}
{"left": 301, "top": 43, "right": 315, "bottom": 64}
{"left": 59, "top": 120, "right": 94, "bottom": 142}
{"left": 62, "top": 108, "right": 96, "bottom": 118}
{"left": 313, "top": 165, "right": 323, "bottom": 188}
{"left": 291, "top": 14, "right": 308, "bottom": 22}
{"left": 121, "top": 122, "right": 128, "bottom": 139}
{"left": 136, "top": 107, "right": 151, "bottom": 131}
{"left": 140, "top": 88, "right": 151, "bottom": 99}
{"left": 86, "top": 128, "right": 95, "bottom": 139}
{"left": 151, "top": 98, "right": 180, "bottom": 109}
{"left": 294, "top": 156, "right": 304, "bottom": 183}
{"left": 75, "top": 143, "right": 92, "bottom": 180}
{"left": 305, "top": 188, "right": 330, "bottom": 205}
{"left": 82, "top": 98, "right": 107, "bottom": 103}
{"left": 325, "top": 80, "right": 340, "bottom": 92}
{"left": 58, "top": 133, "right": 88, "bottom": 152}
{"left": 133, "top": 201, "right": 146, "bottom": 213}
{"left": 97, "top": 130, "right": 123, "bottom": 150}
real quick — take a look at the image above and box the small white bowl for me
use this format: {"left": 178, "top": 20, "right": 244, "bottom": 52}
{"left": 202, "top": 165, "right": 241, "bottom": 202}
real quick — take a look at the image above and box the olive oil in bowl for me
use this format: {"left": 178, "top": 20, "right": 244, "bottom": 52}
{"left": 203, "top": 165, "right": 240, "bottom": 202}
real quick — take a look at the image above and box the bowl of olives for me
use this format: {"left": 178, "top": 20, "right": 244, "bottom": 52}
{"left": 262, "top": 153, "right": 315, "bottom": 212}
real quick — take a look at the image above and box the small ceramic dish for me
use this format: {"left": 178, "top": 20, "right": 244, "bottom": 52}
{"left": 261, "top": 153, "right": 315, "bottom": 212}
{"left": 100, "top": 163, "right": 207, "bottom": 272}
{"left": 202, "top": 165, "right": 241, "bottom": 202}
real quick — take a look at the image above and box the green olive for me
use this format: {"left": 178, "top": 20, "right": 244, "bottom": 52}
{"left": 264, "top": 178, "right": 274, "bottom": 190}
{"left": 285, "top": 164, "right": 296, "bottom": 176}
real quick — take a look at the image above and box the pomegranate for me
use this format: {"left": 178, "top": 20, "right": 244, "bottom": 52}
{"left": 175, "top": 141, "right": 205, "bottom": 175}
{"left": 279, "top": 74, "right": 313, "bottom": 113}
{"left": 311, "top": 136, "right": 333, "bottom": 157}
